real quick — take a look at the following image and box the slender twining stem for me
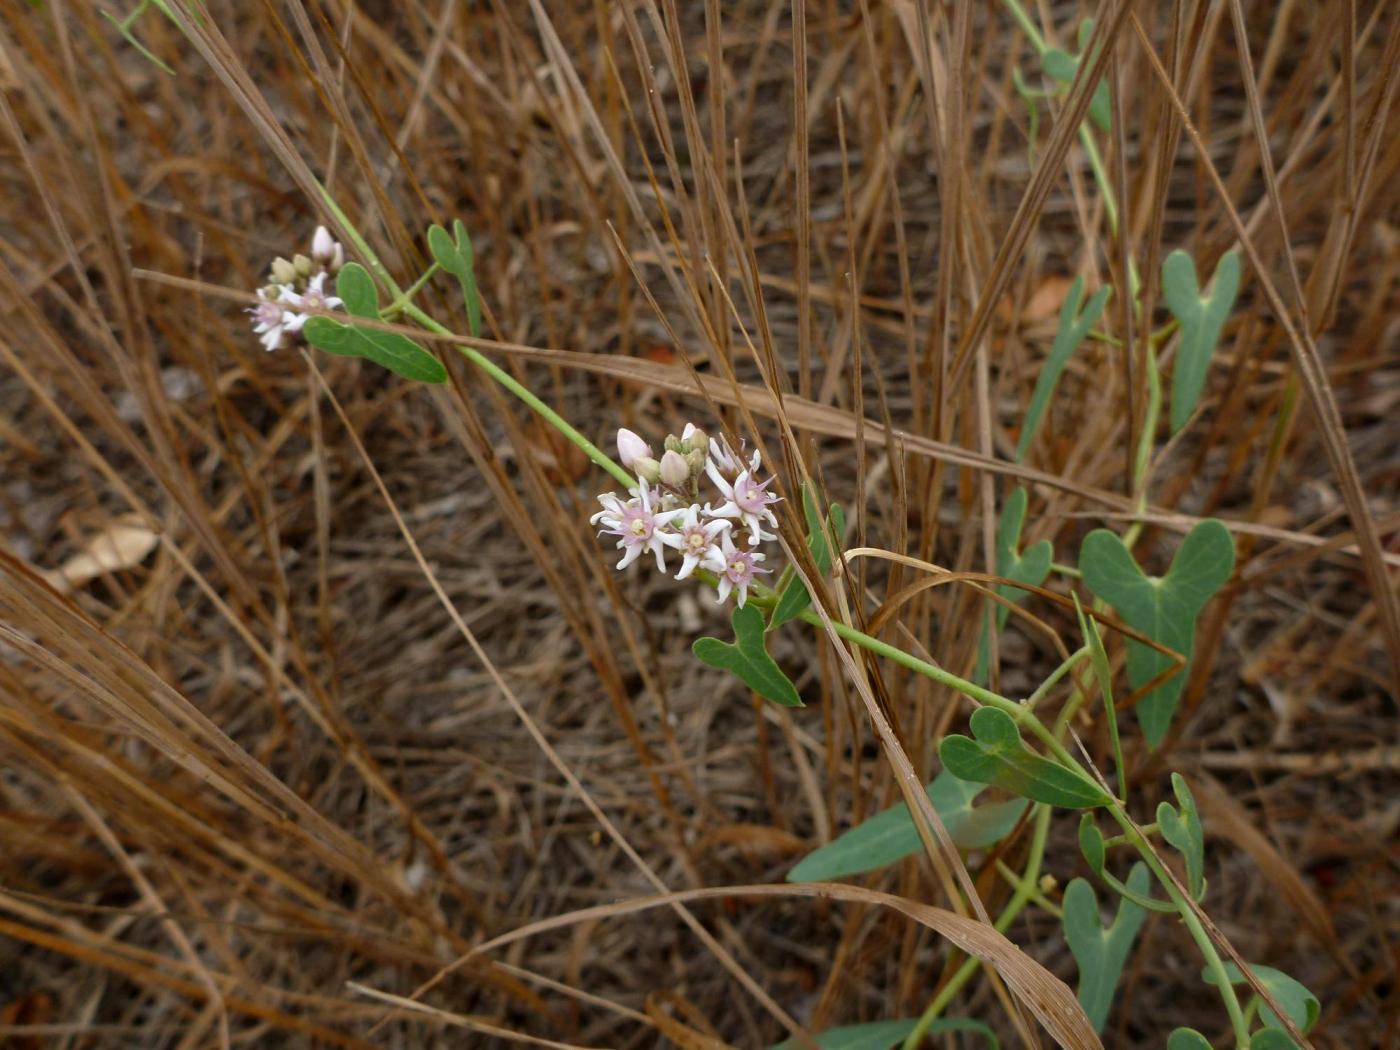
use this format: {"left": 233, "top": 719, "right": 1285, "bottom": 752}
{"left": 382, "top": 262, "right": 441, "bottom": 319}
{"left": 902, "top": 803, "right": 1054, "bottom": 1049}
{"left": 1024, "top": 645, "right": 1088, "bottom": 711}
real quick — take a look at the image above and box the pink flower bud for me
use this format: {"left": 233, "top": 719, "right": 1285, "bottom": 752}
{"left": 659, "top": 449, "right": 689, "bottom": 488}
{"left": 616, "top": 428, "right": 652, "bottom": 469}
{"left": 311, "top": 226, "right": 336, "bottom": 263}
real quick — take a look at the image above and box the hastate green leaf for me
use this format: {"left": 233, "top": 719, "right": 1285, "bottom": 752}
{"left": 1040, "top": 19, "right": 1111, "bottom": 132}
{"left": 1063, "top": 864, "right": 1151, "bottom": 1032}
{"left": 1250, "top": 1030, "right": 1299, "bottom": 1050}
{"left": 303, "top": 316, "right": 447, "bottom": 384}
{"left": 771, "top": 1017, "right": 999, "bottom": 1050}
{"left": 1015, "top": 276, "right": 1111, "bottom": 463}
{"left": 427, "top": 220, "right": 482, "bottom": 337}
{"left": 335, "top": 262, "right": 381, "bottom": 318}
{"left": 1157, "top": 773, "right": 1205, "bottom": 899}
{"left": 939, "top": 707, "right": 1110, "bottom": 809}
{"left": 975, "top": 486, "right": 1053, "bottom": 683}
{"left": 1162, "top": 249, "right": 1241, "bottom": 433}
{"left": 694, "top": 603, "right": 802, "bottom": 707}
{"left": 1077, "top": 815, "right": 1175, "bottom": 913}
{"left": 303, "top": 316, "right": 360, "bottom": 356}
{"left": 786, "top": 770, "right": 1029, "bottom": 882}
{"left": 1167, "top": 1029, "right": 1214, "bottom": 1050}
{"left": 1204, "top": 963, "right": 1318, "bottom": 1035}
{"left": 1079, "top": 520, "right": 1235, "bottom": 746}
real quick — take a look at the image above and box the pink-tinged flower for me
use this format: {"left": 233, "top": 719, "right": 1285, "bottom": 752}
{"left": 660, "top": 505, "right": 729, "bottom": 580}
{"left": 311, "top": 226, "right": 335, "bottom": 263}
{"left": 705, "top": 462, "right": 780, "bottom": 545}
{"left": 713, "top": 530, "right": 768, "bottom": 606}
{"left": 707, "top": 433, "right": 761, "bottom": 477}
{"left": 248, "top": 288, "right": 294, "bottom": 352}
{"left": 277, "top": 271, "right": 343, "bottom": 332}
{"left": 591, "top": 481, "right": 686, "bottom": 571}
{"left": 616, "top": 428, "right": 652, "bottom": 470}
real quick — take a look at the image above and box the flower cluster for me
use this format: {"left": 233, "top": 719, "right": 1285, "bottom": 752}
{"left": 591, "top": 425, "right": 781, "bottom": 607}
{"left": 248, "top": 226, "right": 346, "bottom": 352}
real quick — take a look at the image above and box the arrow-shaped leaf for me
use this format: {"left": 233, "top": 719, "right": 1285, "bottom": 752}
{"left": 786, "top": 770, "right": 1029, "bottom": 882}
{"left": 1041, "top": 19, "right": 1112, "bottom": 132}
{"left": 1158, "top": 772, "right": 1205, "bottom": 899}
{"left": 1063, "top": 863, "right": 1151, "bottom": 1032}
{"left": 1079, "top": 520, "right": 1235, "bottom": 746}
{"left": 1162, "top": 249, "right": 1241, "bottom": 433}
{"left": 694, "top": 603, "right": 802, "bottom": 707}
{"left": 1016, "top": 276, "right": 1111, "bottom": 463}
{"left": 975, "top": 486, "right": 1053, "bottom": 683}
{"left": 1167, "top": 1029, "right": 1214, "bottom": 1050}
{"left": 771, "top": 1017, "right": 999, "bottom": 1050}
{"left": 303, "top": 263, "right": 448, "bottom": 384}
{"left": 1077, "top": 815, "right": 1175, "bottom": 913}
{"left": 1203, "top": 963, "right": 1318, "bottom": 1036}
{"left": 427, "top": 220, "right": 482, "bottom": 337}
{"left": 939, "top": 707, "right": 1111, "bottom": 809}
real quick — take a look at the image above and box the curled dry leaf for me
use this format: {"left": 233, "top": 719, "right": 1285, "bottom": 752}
{"left": 464, "top": 882, "right": 1104, "bottom": 1050}
{"left": 43, "top": 516, "right": 159, "bottom": 594}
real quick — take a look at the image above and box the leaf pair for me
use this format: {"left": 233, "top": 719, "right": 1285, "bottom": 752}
{"left": 1162, "top": 249, "right": 1241, "bottom": 433}
{"left": 1171, "top": 1026, "right": 1308, "bottom": 1050}
{"left": 1062, "top": 863, "right": 1150, "bottom": 1032}
{"left": 693, "top": 604, "right": 801, "bottom": 708}
{"left": 1080, "top": 520, "right": 1235, "bottom": 747}
{"left": 939, "top": 708, "right": 1111, "bottom": 809}
{"left": 769, "top": 482, "right": 845, "bottom": 631}
{"left": 304, "top": 264, "right": 448, "bottom": 384}
{"left": 771, "top": 1017, "right": 998, "bottom": 1050}
{"left": 786, "top": 770, "right": 1029, "bottom": 882}
{"left": 1204, "top": 962, "right": 1319, "bottom": 1039}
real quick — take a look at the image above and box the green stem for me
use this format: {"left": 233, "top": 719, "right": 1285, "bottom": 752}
{"left": 1024, "top": 646, "right": 1088, "bottom": 712}
{"left": 1106, "top": 807, "right": 1251, "bottom": 1048}
{"left": 382, "top": 262, "right": 441, "bottom": 318}
{"left": 901, "top": 803, "right": 1054, "bottom": 1049}
{"left": 1002, "top": 0, "right": 1048, "bottom": 54}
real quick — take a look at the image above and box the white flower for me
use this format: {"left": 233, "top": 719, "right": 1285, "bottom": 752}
{"left": 660, "top": 505, "right": 729, "bottom": 580}
{"left": 705, "top": 462, "right": 780, "bottom": 545}
{"left": 708, "top": 433, "right": 761, "bottom": 477}
{"left": 277, "top": 271, "right": 342, "bottom": 331}
{"left": 591, "top": 480, "right": 686, "bottom": 571}
{"left": 616, "top": 428, "right": 652, "bottom": 470}
{"left": 713, "top": 530, "right": 768, "bottom": 607}
{"left": 248, "top": 288, "right": 295, "bottom": 352}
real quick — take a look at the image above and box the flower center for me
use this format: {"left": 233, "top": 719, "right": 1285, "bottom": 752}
{"left": 629, "top": 518, "right": 649, "bottom": 537}
{"left": 728, "top": 558, "right": 746, "bottom": 577}
{"left": 687, "top": 531, "right": 707, "bottom": 552}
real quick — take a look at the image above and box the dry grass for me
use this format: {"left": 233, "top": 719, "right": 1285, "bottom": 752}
{"left": 0, "top": 1, "right": 1396, "bottom": 1047}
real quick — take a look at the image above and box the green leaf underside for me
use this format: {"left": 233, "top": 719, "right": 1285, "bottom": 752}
{"left": 1063, "top": 864, "right": 1151, "bottom": 1032}
{"left": 1162, "top": 249, "right": 1242, "bottom": 433}
{"left": 427, "top": 220, "right": 482, "bottom": 337}
{"left": 939, "top": 707, "right": 1110, "bottom": 809}
{"left": 1015, "top": 276, "right": 1112, "bottom": 463}
{"left": 1158, "top": 773, "right": 1205, "bottom": 899}
{"left": 770, "top": 482, "right": 844, "bottom": 631}
{"left": 302, "top": 264, "right": 448, "bottom": 384}
{"left": 1079, "top": 520, "right": 1235, "bottom": 746}
{"left": 1204, "top": 963, "right": 1319, "bottom": 1035}
{"left": 771, "top": 1017, "right": 999, "bottom": 1050}
{"left": 786, "top": 770, "right": 1029, "bottom": 882}
{"left": 694, "top": 603, "right": 802, "bottom": 707}
{"left": 1167, "top": 1029, "right": 1214, "bottom": 1050}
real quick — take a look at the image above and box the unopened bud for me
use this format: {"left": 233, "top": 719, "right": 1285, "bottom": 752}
{"left": 633, "top": 456, "right": 662, "bottom": 485}
{"left": 311, "top": 225, "right": 336, "bottom": 264}
{"left": 329, "top": 243, "right": 345, "bottom": 272}
{"left": 616, "top": 428, "right": 652, "bottom": 469}
{"left": 270, "top": 257, "right": 297, "bottom": 284}
{"left": 685, "top": 428, "right": 709, "bottom": 455}
{"left": 663, "top": 434, "right": 683, "bottom": 454}
{"left": 1038, "top": 874, "right": 1058, "bottom": 894}
{"left": 659, "top": 449, "right": 689, "bottom": 488}
{"left": 685, "top": 448, "right": 707, "bottom": 475}
{"left": 292, "top": 253, "right": 314, "bottom": 278}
